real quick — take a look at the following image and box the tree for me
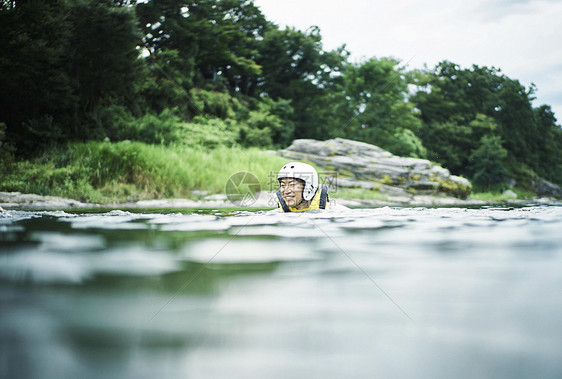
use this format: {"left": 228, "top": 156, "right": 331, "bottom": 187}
{"left": 0, "top": 0, "right": 74, "bottom": 152}
{"left": 252, "top": 26, "right": 347, "bottom": 141}
{"left": 190, "top": 0, "right": 268, "bottom": 93}
{"left": 0, "top": 0, "right": 143, "bottom": 153}
{"left": 533, "top": 105, "right": 562, "bottom": 184}
{"left": 494, "top": 79, "right": 539, "bottom": 169}
{"left": 136, "top": 0, "right": 268, "bottom": 99}
{"left": 418, "top": 113, "right": 497, "bottom": 174}
{"left": 69, "top": 1, "right": 143, "bottom": 136}
{"left": 469, "top": 135, "right": 508, "bottom": 191}
{"left": 412, "top": 61, "right": 506, "bottom": 126}
{"left": 339, "top": 57, "right": 424, "bottom": 157}
{"left": 413, "top": 61, "right": 551, "bottom": 185}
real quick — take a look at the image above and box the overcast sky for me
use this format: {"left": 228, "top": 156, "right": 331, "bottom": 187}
{"left": 253, "top": 0, "right": 562, "bottom": 122}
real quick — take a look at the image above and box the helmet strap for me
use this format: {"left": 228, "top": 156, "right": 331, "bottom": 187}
{"left": 295, "top": 194, "right": 311, "bottom": 209}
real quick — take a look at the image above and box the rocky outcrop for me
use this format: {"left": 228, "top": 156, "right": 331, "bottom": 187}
{"left": 532, "top": 177, "right": 562, "bottom": 198}
{"left": 278, "top": 138, "right": 472, "bottom": 199}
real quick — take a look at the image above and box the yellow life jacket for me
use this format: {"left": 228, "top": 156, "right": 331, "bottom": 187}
{"left": 276, "top": 185, "right": 329, "bottom": 212}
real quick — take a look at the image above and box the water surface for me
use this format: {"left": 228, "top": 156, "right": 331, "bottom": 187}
{"left": 1, "top": 205, "right": 562, "bottom": 378}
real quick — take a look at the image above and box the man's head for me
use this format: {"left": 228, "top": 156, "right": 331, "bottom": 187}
{"left": 277, "top": 162, "right": 319, "bottom": 209}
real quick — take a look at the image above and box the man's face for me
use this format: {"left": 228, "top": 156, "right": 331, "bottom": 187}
{"left": 279, "top": 178, "right": 304, "bottom": 207}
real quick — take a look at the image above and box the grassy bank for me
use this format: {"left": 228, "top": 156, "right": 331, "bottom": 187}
{"left": 468, "top": 190, "right": 535, "bottom": 203}
{"left": 0, "top": 141, "right": 288, "bottom": 204}
{"left": 1, "top": 141, "right": 537, "bottom": 205}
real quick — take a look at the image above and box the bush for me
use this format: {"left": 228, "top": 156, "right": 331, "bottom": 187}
{"left": 179, "top": 117, "right": 240, "bottom": 148}
{"left": 189, "top": 89, "right": 242, "bottom": 119}
{"left": 390, "top": 128, "right": 427, "bottom": 158}
{"left": 128, "top": 108, "right": 181, "bottom": 145}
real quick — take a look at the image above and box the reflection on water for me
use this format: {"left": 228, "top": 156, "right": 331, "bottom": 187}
{"left": 1, "top": 205, "right": 562, "bottom": 378}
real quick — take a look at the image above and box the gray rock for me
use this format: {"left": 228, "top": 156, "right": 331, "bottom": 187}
{"left": 532, "top": 177, "right": 562, "bottom": 198}
{"left": 279, "top": 138, "right": 472, "bottom": 199}
{"left": 502, "top": 190, "right": 518, "bottom": 199}
{"left": 0, "top": 191, "right": 93, "bottom": 209}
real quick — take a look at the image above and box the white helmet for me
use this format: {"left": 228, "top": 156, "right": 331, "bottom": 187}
{"left": 277, "top": 162, "right": 319, "bottom": 201}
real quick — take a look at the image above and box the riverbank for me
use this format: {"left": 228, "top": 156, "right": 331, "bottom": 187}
{"left": 1, "top": 191, "right": 559, "bottom": 211}
{"left": 2, "top": 141, "right": 560, "bottom": 211}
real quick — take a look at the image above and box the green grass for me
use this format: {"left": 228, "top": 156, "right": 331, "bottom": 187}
{"left": 0, "top": 141, "right": 288, "bottom": 203}
{"left": 333, "top": 188, "right": 388, "bottom": 201}
{"left": 469, "top": 188, "right": 535, "bottom": 202}
{"left": 469, "top": 192, "right": 514, "bottom": 202}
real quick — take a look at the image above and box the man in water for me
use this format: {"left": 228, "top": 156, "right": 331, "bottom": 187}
{"left": 276, "top": 161, "right": 330, "bottom": 212}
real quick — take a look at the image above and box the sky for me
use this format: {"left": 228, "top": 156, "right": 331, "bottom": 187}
{"left": 253, "top": 0, "right": 562, "bottom": 122}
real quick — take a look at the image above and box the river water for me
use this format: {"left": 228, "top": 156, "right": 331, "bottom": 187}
{"left": 1, "top": 204, "right": 562, "bottom": 378}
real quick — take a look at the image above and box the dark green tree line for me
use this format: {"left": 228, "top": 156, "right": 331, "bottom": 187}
{"left": 412, "top": 61, "right": 562, "bottom": 189}
{"left": 1, "top": 0, "right": 561, "bottom": 191}
{"left": 0, "top": 0, "right": 142, "bottom": 153}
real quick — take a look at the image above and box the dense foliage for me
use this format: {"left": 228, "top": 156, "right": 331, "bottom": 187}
{"left": 1, "top": 0, "right": 561, "bottom": 194}
{"left": 411, "top": 62, "right": 562, "bottom": 189}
